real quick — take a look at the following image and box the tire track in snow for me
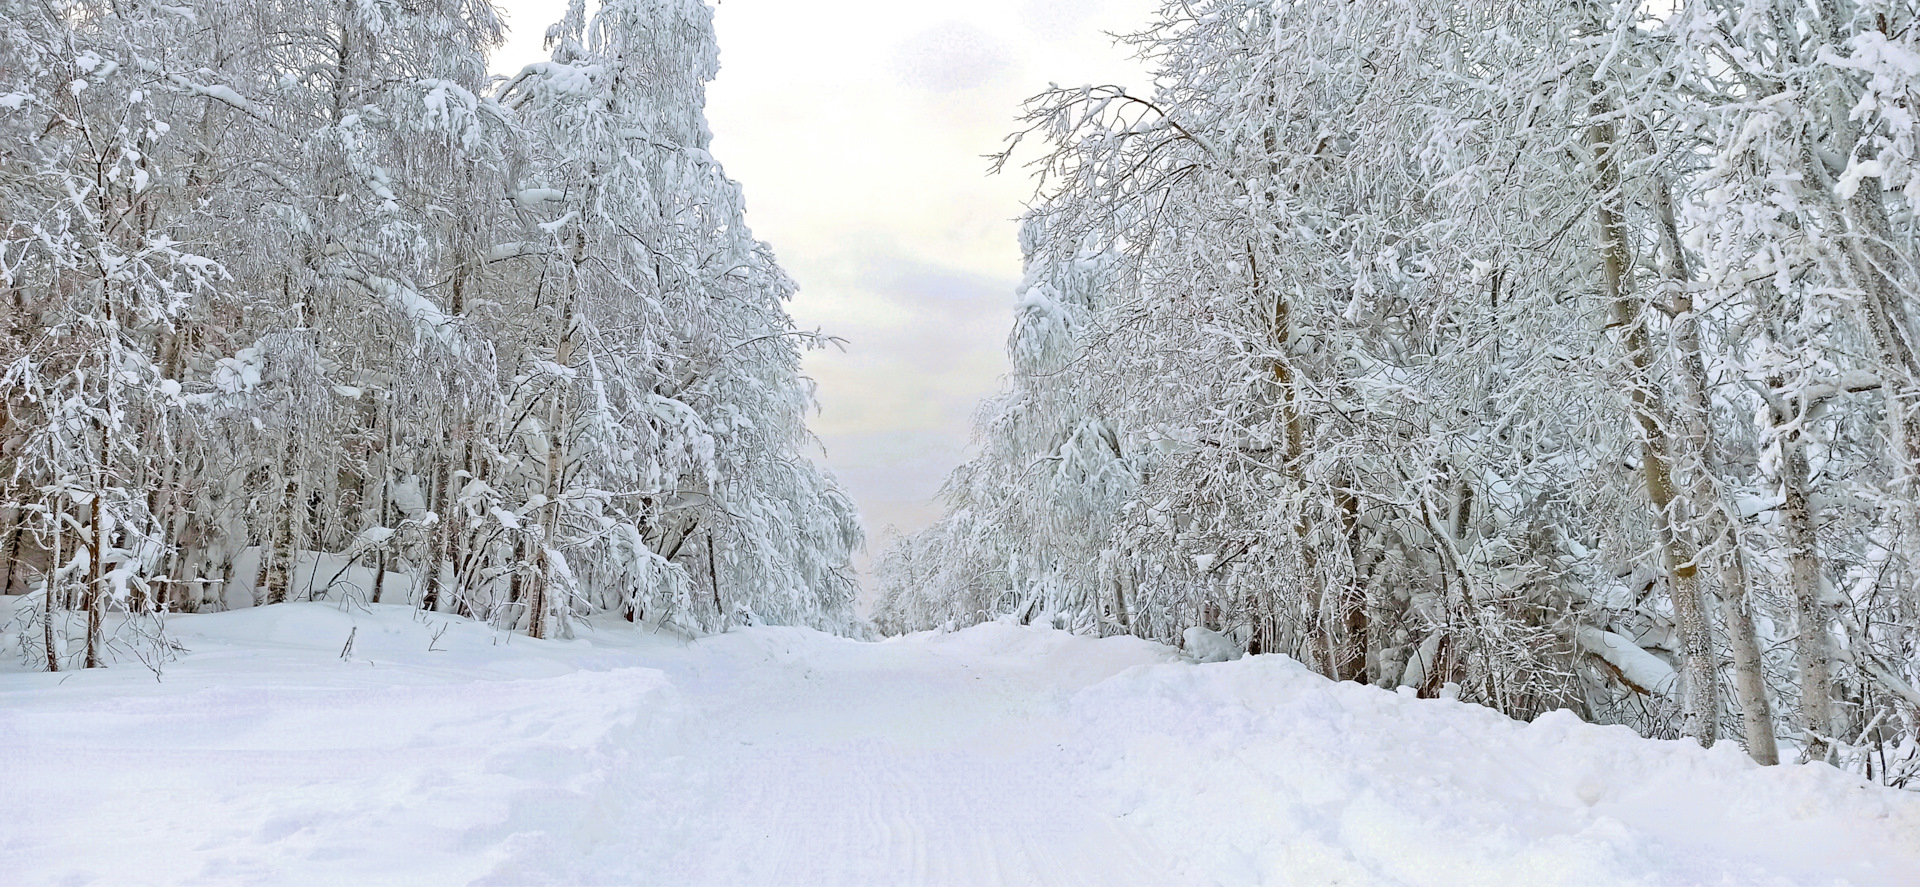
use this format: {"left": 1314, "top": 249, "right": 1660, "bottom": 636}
{"left": 633, "top": 631, "right": 1177, "bottom": 886}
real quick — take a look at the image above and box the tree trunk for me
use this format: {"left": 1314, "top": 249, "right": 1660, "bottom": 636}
{"left": 371, "top": 396, "right": 392, "bottom": 605}
{"left": 1250, "top": 243, "right": 1323, "bottom": 668}
{"left": 530, "top": 281, "right": 578, "bottom": 638}
{"left": 148, "top": 454, "right": 182, "bottom": 612}
{"left": 1592, "top": 110, "right": 1718, "bottom": 745}
{"left": 1772, "top": 392, "right": 1836, "bottom": 761}
{"left": 263, "top": 477, "right": 295, "bottom": 605}
{"left": 529, "top": 383, "right": 565, "bottom": 640}
{"left": 159, "top": 482, "right": 192, "bottom": 611}
{"left": 1717, "top": 543, "right": 1780, "bottom": 765}
{"left": 46, "top": 499, "right": 61, "bottom": 672}
{"left": 1652, "top": 176, "right": 1779, "bottom": 763}
{"left": 85, "top": 419, "right": 108, "bottom": 669}
{"left": 144, "top": 330, "right": 182, "bottom": 612}
{"left": 0, "top": 506, "right": 20, "bottom": 596}
{"left": 421, "top": 455, "right": 450, "bottom": 613}
{"left": 708, "top": 531, "right": 725, "bottom": 631}
{"left": 370, "top": 544, "right": 389, "bottom": 604}
{"left": 448, "top": 438, "right": 472, "bottom": 618}
{"left": 1335, "top": 486, "right": 1369, "bottom": 683}
{"left": 526, "top": 548, "right": 548, "bottom": 641}
{"left": 263, "top": 434, "right": 300, "bottom": 606}
{"left": 1842, "top": 186, "right": 1920, "bottom": 475}
{"left": 508, "top": 533, "right": 527, "bottom": 630}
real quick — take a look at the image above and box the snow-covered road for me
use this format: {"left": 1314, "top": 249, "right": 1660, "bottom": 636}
{"left": 639, "top": 627, "right": 1178, "bottom": 886}
{"left": 3, "top": 603, "right": 1917, "bottom": 886}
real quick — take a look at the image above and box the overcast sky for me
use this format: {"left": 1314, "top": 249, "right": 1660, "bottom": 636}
{"left": 492, "top": 0, "right": 1153, "bottom": 562}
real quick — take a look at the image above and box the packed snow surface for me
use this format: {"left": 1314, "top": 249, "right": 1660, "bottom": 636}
{"left": 3, "top": 603, "right": 1917, "bottom": 886}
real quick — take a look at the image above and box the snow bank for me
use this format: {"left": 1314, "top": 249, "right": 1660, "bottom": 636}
{"left": 1070, "top": 653, "right": 1920, "bottom": 887}
{"left": 0, "top": 601, "right": 696, "bottom": 885}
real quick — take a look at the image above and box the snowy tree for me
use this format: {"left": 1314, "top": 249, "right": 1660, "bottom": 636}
{"left": 879, "top": 0, "right": 1920, "bottom": 780}
{"left": 2, "top": 0, "right": 862, "bottom": 669}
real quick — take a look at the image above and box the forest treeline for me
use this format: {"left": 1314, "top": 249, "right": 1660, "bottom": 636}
{"left": 875, "top": 0, "right": 1920, "bottom": 782}
{"left": 0, "top": 0, "right": 862, "bottom": 663}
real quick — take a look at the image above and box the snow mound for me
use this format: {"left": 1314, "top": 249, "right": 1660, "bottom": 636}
{"left": 1182, "top": 625, "right": 1243, "bottom": 663}
{"left": 1071, "top": 653, "right": 1920, "bottom": 887}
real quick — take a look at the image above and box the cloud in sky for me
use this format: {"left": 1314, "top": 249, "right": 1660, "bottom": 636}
{"left": 1023, "top": 0, "right": 1119, "bottom": 40}
{"left": 893, "top": 21, "right": 1014, "bottom": 93}
{"left": 490, "top": 0, "right": 1154, "bottom": 594}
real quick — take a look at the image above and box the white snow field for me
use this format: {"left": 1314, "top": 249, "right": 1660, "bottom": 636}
{"left": 3, "top": 603, "right": 1918, "bottom": 887}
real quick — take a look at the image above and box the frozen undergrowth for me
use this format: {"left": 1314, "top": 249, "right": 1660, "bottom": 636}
{"left": 2, "top": 598, "right": 1915, "bottom": 886}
